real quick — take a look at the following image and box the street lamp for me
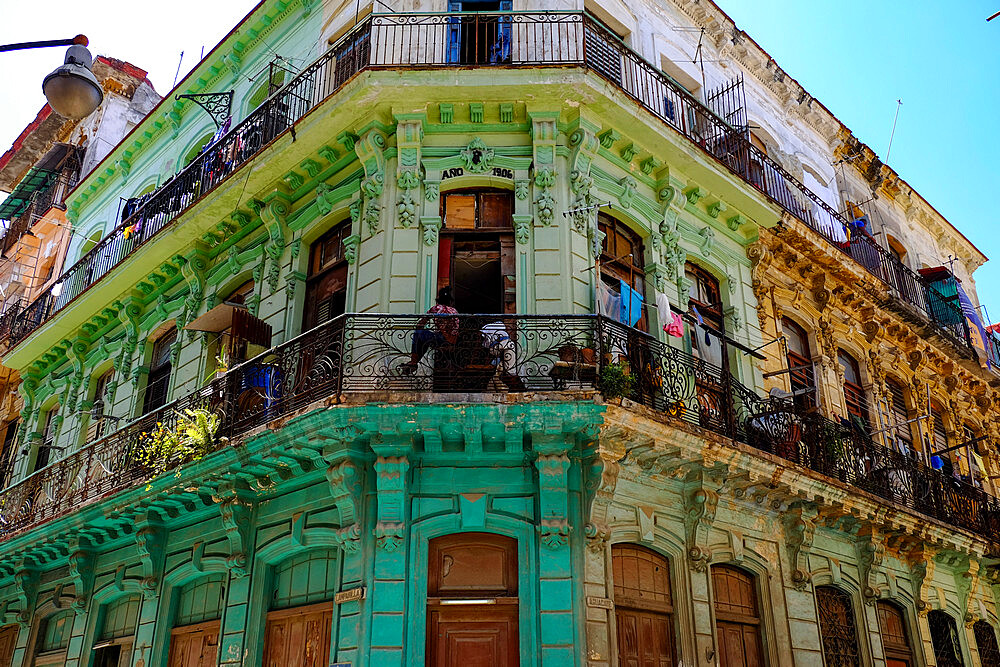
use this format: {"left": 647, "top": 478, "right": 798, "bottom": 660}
{"left": 0, "top": 34, "right": 103, "bottom": 119}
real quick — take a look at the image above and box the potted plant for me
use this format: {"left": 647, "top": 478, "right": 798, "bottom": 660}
{"left": 599, "top": 361, "right": 635, "bottom": 401}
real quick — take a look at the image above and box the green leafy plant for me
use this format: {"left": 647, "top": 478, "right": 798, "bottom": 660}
{"left": 599, "top": 362, "right": 636, "bottom": 401}
{"left": 136, "top": 408, "right": 221, "bottom": 482}
{"left": 215, "top": 346, "right": 230, "bottom": 375}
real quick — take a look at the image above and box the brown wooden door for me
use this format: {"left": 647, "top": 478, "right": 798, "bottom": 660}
{"left": 612, "top": 544, "right": 675, "bottom": 667}
{"left": 262, "top": 602, "right": 333, "bottom": 667}
{"left": 616, "top": 608, "right": 673, "bottom": 667}
{"left": 716, "top": 621, "right": 763, "bottom": 667}
{"left": 167, "top": 621, "right": 219, "bottom": 667}
{"left": 0, "top": 625, "right": 15, "bottom": 667}
{"left": 712, "top": 565, "right": 764, "bottom": 667}
{"left": 427, "top": 603, "right": 518, "bottom": 666}
{"left": 427, "top": 533, "right": 520, "bottom": 666}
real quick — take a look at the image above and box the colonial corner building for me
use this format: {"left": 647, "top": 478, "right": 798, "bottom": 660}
{"left": 0, "top": 1, "right": 996, "bottom": 666}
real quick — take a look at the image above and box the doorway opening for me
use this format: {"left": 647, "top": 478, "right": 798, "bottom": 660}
{"left": 447, "top": 0, "right": 512, "bottom": 65}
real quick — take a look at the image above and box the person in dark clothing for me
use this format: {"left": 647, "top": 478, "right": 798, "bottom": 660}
{"left": 399, "top": 287, "right": 459, "bottom": 374}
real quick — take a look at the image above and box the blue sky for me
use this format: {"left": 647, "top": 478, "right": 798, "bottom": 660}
{"left": 722, "top": 0, "right": 1000, "bottom": 320}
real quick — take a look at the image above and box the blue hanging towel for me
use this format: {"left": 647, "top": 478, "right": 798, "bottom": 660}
{"left": 619, "top": 280, "right": 643, "bottom": 327}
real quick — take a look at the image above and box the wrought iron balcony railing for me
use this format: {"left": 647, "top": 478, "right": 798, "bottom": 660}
{"left": 0, "top": 11, "right": 970, "bottom": 353}
{"left": 0, "top": 313, "right": 996, "bottom": 545}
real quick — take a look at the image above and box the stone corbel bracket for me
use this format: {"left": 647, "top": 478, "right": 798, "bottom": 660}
{"left": 213, "top": 481, "right": 255, "bottom": 578}
{"left": 326, "top": 455, "right": 365, "bottom": 553}
{"left": 783, "top": 501, "right": 818, "bottom": 590}
{"left": 68, "top": 537, "right": 96, "bottom": 614}
{"left": 134, "top": 514, "right": 167, "bottom": 599}
{"left": 854, "top": 524, "right": 885, "bottom": 604}
{"left": 13, "top": 562, "right": 39, "bottom": 628}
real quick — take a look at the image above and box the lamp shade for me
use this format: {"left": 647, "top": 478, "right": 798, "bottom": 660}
{"left": 42, "top": 44, "right": 103, "bottom": 119}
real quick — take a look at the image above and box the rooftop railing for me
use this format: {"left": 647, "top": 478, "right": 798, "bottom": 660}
{"left": 1, "top": 11, "right": 970, "bottom": 353}
{"left": 0, "top": 313, "right": 996, "bottom": 545}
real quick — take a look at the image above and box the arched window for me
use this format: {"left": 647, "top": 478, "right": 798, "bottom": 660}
{"left": 599, "top": 214, "right": 646, "bottom": 329}
{"left": 304, "top": 221, "right": 351, "bottom": 331}
{"left": 686, "top": 263, "right": 727, "bottom": 428}
{"left": 32, "top": 405, "right": 60, "bottom": 473}
{"left": 815, "top": 586, "right": 860, "bottom": 666}
{"left": 612, "top": 544, "right": 675, "bottom": 665}
{"left": 887, "top": 236, "right": 907, "bottom": 266}
{"left": 440, "top": 188, "right": 516, "bottom": 314}
{"left": 885, "top": 378, "right": 912, "bottom": 455}
{"left": 838, "top": 349, "right": 869, "bottom": 432}
{"left": 181, "top": 132, "right": 215, "bottom": 169}
{"left": 928, "top": 610, "right": 964, "bottom": 667}
{"left": 247, "top": 68, "right": 285, "bottom": 113}
{"left": 781, "top": 318, "right": 815, "bottom": 410}
{"left": 80, "top": 228, "right": 103, "bottom": 256}
{"left": 86, "top": 369, "right": 114, "bottom": 443}
{"left": 263, "top": 549, "right": 337, "bottom": 664}
{"left": 711, "top": 565, "right": 763, "bottom": 667}
{"left": 142, "top": 329, "right": 176, "bottom": 414}
{"left": 964, "top": 423, "right": 986, "bottom": 488}
{"left": 686, "top": 262, "right": 723, "bottom": 363}
{"left": 34, "top": 609, "right": 73, "bottom": 664}
{"left": 168, "top": 576, "right": 224, "bottom": 666}
{"left": 975, "top": 620, "right": 1000, "bottom": 667}
{"left": 93, "top": 594, "right": 140, "bottom": 666}
{"left": 877, "top": 601, "right": 914, "bottom": 667}
{"left": 930, "top": 401, "right": 951, "bottom": 470}
{"left": 427, "top": 533, "right": 518, "bottom": 665}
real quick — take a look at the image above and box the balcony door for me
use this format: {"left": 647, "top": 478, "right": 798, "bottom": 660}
{"left": 303, "top": 222, "right": 350, "bottom": 332}
{"left": 447, "top": 1, "right": 512, "bottom": 65}
{"left": 426, "top": 533, "right": 519, "bottom": 666}
{"left": 439, "top": 189, "right": 515, "bottom": 314}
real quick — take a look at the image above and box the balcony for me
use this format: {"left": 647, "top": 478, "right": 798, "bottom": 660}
{"left": 0, "top": 11, "right": 970, "bottom": 353}
{"left": 0, "top": 313, "right": 997, "bottom": 546}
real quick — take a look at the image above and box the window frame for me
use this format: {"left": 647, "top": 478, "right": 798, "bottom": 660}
{"left": 815, "top": 585, "right": 862, "bottom": 667}
{"left": 303, "top": 220, "right": 351, "bottom": 332}
{"left": 837, "top": 349, "right": 870, "bottom": 431}
{"left": 142, "top": 329, "right": 177, "bottom": 414}
{"left": 781, "top": 317, "right": 815, "bottom": 409}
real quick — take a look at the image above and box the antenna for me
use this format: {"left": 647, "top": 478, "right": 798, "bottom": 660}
{"left": 988, "top": 9, "right": 1000, "bottom": 21}
{"left": 172, "top": 50, "right": 185, "bottom": 88}
{"left": 885, "top": 99, "right": 902, "bottom": 161}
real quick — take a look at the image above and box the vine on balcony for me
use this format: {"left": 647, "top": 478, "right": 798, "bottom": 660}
{"left": 136, "top": 408, "right": 223, "bottom": 485}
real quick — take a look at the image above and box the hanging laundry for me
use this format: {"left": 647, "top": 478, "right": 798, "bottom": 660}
{"left": 664, "top": 312, "right": 684, "bottom": 338}
{"left": 690, "top": 305, "right": 722, "bottom": 367}
{"left": 655, "top": 290, "right": 684, "bottom": 337}
{"left": 598, "top": 282, "right": 620, "bottom": 320}
{"left": 619, "top": 280, "right": 643, "bottom": 327}
{"left": 655, "top": 290, "right": 671, "bottom": 324}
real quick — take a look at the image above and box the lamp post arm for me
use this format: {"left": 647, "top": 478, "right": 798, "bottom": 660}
{"left": 0, "top": 35, "right": 89, "bottom": 54}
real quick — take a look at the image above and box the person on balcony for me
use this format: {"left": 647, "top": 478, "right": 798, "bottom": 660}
{"left": 399, "top": 287, "right": 459, "bottom": 375}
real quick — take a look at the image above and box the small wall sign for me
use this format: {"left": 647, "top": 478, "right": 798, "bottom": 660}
{"left": 441, "top": 166, "right": 514, "bottom": 180}
{"left": 586, "top": 596, "right": 614, "bottom": 610}
{"left": 334, "top": 587, "right": 367, "bottom": 604}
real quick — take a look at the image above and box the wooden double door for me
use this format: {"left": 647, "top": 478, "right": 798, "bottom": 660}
{"left": 426, "top": 533, "right": 520, "bottom": 666}
{"left": 167, "top": 621, "right": 218, "bottom": 667}
{"left": 262, "top": 602, "right": 333, "bottom": 667}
